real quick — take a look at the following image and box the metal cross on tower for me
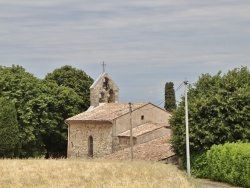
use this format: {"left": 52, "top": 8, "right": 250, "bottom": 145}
{"left": 102, "top": 61, "right": 106, "bottom": 73}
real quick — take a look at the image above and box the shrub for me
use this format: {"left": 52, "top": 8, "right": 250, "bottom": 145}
{"left": 207, "top": 142, "right": 250, "bottom": 188}
{"left": 190, "top": 151, "right": 209, "bottom": 178}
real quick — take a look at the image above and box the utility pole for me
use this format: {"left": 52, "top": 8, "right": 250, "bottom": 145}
{"left": 129, "top": 102, "right": 133, "bottom": 160}
{"left": 184, "top": 80, "right": 191, "bottom": 176}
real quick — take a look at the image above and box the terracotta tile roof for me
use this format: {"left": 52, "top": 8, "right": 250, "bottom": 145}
{"left": 118, "top": 122, "right": 170, "bottom": 137}
{"left": 105, "top": 135, "right": 175, "bottom": 162}
{"left": 66, "top": 102, "right": 149, "bottom": 122}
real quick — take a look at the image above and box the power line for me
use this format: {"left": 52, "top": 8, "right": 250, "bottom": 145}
{"left": 175, "top": 82, "right": 185, "bottom": 92}
{"left": 149, "top": 81, "right": 185, "bottom": 110}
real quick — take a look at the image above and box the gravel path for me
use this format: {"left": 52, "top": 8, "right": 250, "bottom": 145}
{"left": 199, "top": 179, "right": 241, "bottom": 188}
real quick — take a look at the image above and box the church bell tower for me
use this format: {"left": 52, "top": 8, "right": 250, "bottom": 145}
{"left": 89, "top": 63, "right": 119, "bottom": 108}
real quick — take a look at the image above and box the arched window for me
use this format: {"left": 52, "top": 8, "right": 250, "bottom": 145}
{"left": 88, "top": 136, "right": 93, "bottom": 158}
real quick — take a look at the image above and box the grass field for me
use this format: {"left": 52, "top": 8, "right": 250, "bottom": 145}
{"left": 0, "top": 159, "right": 201, "bottom": 188}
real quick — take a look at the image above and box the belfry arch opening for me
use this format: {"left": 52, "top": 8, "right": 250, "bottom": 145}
{"left": 99, "top": 92, "right": 106, "bottom": 103}
{"left": 109, "top": 89, "right": 115, "bottom": 103}
{"left": 88, "top": 136, "right": 93, "bottom": 158}
{"left": 102, "top": 77, "right": 109, "bottom": 91}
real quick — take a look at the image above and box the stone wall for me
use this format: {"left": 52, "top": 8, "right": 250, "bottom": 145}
{"left": 136, "top": 127, "right": 171, "bottom": 145}
{"left": 115, "top": 137, "right": 137, "bottom": 151}
{"left": 68, "top": 121, "right": 113, "bottom": 158}
{"left": 111, "top": 104, "right": 171, "bottom": 152}
{"left": 116, "top": 128, "right": 171, "bottom": 151}
{"left": 114, "top": 104, "right": 171, "bottom": 135}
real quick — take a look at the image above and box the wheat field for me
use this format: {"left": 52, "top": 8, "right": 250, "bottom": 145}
{"left": 0, "top": 159, "right": 201, "bottom": 188}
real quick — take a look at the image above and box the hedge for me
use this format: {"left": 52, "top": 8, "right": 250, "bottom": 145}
{"left": 206, "top": 143, "right": 250, "bottom": 188}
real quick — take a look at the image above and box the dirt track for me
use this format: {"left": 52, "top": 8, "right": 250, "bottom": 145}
{"left": 199, "top": 179, "right": 241, "bottom": 188}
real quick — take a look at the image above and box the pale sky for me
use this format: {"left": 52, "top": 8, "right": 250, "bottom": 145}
{"left": 1, "top": 0, "right": 250, "bottom": 105}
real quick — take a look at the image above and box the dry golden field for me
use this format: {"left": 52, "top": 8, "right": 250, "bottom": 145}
{"left": 0, "top": 159, "right": 201, "bottom": 188}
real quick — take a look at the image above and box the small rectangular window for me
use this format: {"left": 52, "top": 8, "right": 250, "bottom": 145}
{"left": 141, "top": 115, "right": 144, "bottom": 120}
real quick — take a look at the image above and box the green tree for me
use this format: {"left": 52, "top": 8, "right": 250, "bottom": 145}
{"left": 45, "top": 65, "right": 94, "bottom": 111}
{"left": 170, "top": 67, "right": 250, "bottom": 159}
{"left": 164, "top": 82, "right": 176, "bottom": 112}
{"left": 0, "top": 65, "right": 49, "bottom": 157}
{"left": 41, "top": 81, "right": 83, "bottom": 158}
{"left": 0, "top": 97, "right": 19, "bottom": 158}
{"left": 0, "top": 65, "right": 93, "bottom": 158}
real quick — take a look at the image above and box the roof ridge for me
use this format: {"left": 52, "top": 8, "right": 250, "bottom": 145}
{"left": 66, "top": 102, "right": 159, "bottom": 122}
{"left": 118, "top": 122, "right": 168, "bottom": 137}
{"left": 89, "top": 72, "right": 106, "bottom": 89}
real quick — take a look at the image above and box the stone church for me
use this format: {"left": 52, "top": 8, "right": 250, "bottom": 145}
{"left": 65, "top": 71, "right": 174, "bottom": 162}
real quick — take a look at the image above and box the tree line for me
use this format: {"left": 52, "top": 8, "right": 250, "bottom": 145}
{"left": 164, "top": 67, "right": 250, "bottom": 183}
{"left": 0, "top": 65, "right": 93, "bottom": 158}
{"left": 169, "top": 67, "right": 250, "bottom": 166}
{"left": 1, "top": 64, "right": 249, "bottom": 161}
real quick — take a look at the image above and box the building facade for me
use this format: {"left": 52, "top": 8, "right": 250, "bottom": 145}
{"left": 65, "top": 72, "right": 174, "bottom": 161}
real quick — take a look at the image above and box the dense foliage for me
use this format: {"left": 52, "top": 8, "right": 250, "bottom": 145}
{"left": 191, "top": 143, "right": 250, "bottom": 187}
{"left": 45, "top": 65, "right": 94, "bottom": 111}
{"left": 188, "top": 152, "right": 208, "bottom": 178}
{"left": 190, "top": 143, "right": 250, "bottom": 187}
{"left": 0, "top": 65, "right": 47, "bottom": 157}
{"left": 0, "top": 65, "right": 93, "bottom": 158}
{"left": 207, "top": 143, "right": 250, "bottom": 187}
{"left": 170, "top": 67, "right": 250, "bottom": 158}
{"left": 164, "top": 82, "right": 176, "bottom": 112}
{"left": 0, "top": 97, "right": 19, "bottom": 158}
{"left": 41, "top": 82, "right": 83, "bottom": 158}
